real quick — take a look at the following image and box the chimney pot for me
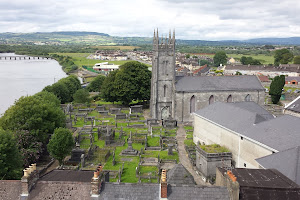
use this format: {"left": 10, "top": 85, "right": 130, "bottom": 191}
{"left": 32, "top": 163, "right": 37, "bottom": 171}
{"left": 23, "top": 169, "right": 29, "bottom": 177}
{"left": 94, "top": 171, "right": 98, "bottom": 178}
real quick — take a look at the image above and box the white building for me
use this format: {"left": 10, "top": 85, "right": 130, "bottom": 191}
{"left": 93, "top": 62, "right": 119, "bottom": 75}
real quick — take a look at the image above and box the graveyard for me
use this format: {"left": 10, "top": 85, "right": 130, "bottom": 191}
{"left": 62, "top": 103, "right": 181, "bottom": 183}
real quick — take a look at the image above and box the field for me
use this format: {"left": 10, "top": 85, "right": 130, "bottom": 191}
{"left": 52, "top": 53, "right": 132, "bottom": 68}
{"left": 91, "top": 46, "right": 139, "bottom": 51}
{"left": 227, "top": 54, "right": 274, "bottom": 65}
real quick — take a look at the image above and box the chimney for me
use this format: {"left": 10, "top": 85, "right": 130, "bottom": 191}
{"left": 91, "top": 164, "right": 103, "bottom": 200}
{"left": 20, "top": 163, "right": 38, "bottom": 200}
{"left": 160, "top": 169, "right": 168, "bottom": 199}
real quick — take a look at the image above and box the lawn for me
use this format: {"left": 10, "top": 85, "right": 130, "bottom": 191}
{"left": 227, "top": 54, "right": 274, "bottom": 65}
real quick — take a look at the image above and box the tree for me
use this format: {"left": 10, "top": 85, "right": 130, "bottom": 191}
{"left": 101, "top": 70, "right": 118, "bottom": 103}
{"left": 114, "top": 61, "right": 151, "bottom": 105}
{"left": 15, "top": 130, "right": 43, "bottom": 168}
{"left": 47, "top": 128, "right": 74, "bottom": 165}
{"left": 235, "top": 71, "right": 242, "bottom": 75}
{"left": 86, "top": 75, "right": 106, "bottom": 92}
{"left": 274, "top": 49, "right": 293, "bottom": 66}
{"left": 199, "top": 59, "right": 211, "bottom": 66}
{"left": 294, "top": 55, "right": 300, "bottom": 64}
{"left": 0, "top": 129, "right": 23, "bottom": 179}
{"left": 73, "top": 89, "right": 90, "bottom": 104}
{"left": 0, "top": 93, "right": 65, "bottom": 144}
{"left": 185, "top": 54, "right": 190, "bottom": 59}
{"left": 213, "top": 51, "right": 227, "bottom": 67}
{"left": 269, "top": 75, "right": 285, "bottom": 104}
{"left": 44, "top": 81, "right": 70, "bottom": 103}
{"left": 240, "top": 56, "right": 261, "bottom": 65}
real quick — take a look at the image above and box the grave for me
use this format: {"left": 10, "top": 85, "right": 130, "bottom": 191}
{"left": 68, "top": 147, "right": 85, "bottom": 164}
{"left": 120, "top": 132, "right": 138, "bottom": 156}
{"left": 147, "top": 118, "right": 160, "bottom": 126}
{"left": 163, "top": 119, "right": 177, "bottom": 128}
{"left": 96, "top": 105, "right": 105, "bottom": 111}
{"left": 115, "top": 113, "right": 127, "bottom": 120}
{"left": 109, "top": 108, "right": 121, "bottom": 114}
{"left": 98, "top": 110, "right": 109, "bottom": 116}
{"left": 130, "top": 105, "right": 143, "bottom": 113}
{"left": 104, "top": 127, "right": 115, "bottom": 145}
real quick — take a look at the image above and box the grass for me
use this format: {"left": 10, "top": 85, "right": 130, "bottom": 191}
{"left": 227, "top": 54, "right": 274, "bottom": 64}
{"left": 184, "top": 139, "right": 195, "bottom": 147}
{"left": 147, "top": 137, "right": 160, "bottom": 147}
{"left": 91, "top": 46, "right": 139, "bottom": 50}
{"left": 199, "top": 144, "right": 230, "bottom": 153}
{"left": 52, "top": 53, "right": 132, "bottom": 68}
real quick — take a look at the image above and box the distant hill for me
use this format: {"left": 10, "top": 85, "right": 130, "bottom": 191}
{"left": 0, "top": 31, "right": 300, "bottom": 46}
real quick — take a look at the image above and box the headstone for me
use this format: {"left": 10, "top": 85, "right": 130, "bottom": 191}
{"left": 163, "top": 119, "right": 177, "bottom": 128}
{"left": 80, "top": 154, "right": 85, "bottom": 168}
{"left": 96, "top": 106, "right": 105, "bottom": 111}
{"left": 130, "top": 105, "right": 143, "bottom": 113}
{"left": 109, "top": 108, "right": 121, "bottom": 114}
{"left": 115, "top": 113, "right": 127, "bottom": 120}
{"left": 120, "top": 132, "right": 138, "bottom": 156}
{"left": 98, "top": 111, "right": 109, "bottom": 116}
{"left": 168, "top": 144, "right": 174, "bottom": 155}
{"left": 69, "top": 148, "right": 85, "bottom": 164}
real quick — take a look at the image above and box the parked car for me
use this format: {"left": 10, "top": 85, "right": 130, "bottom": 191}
{"left": 294, "top": 89, "right": 300, "bottom": 93}
{"left": 287, "top": 89, "right": 292, "bottom": 93}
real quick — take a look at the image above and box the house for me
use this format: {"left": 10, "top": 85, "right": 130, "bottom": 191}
{"left": 216, "top": 167, "right": 300, "bottom": 200}
{"left": 92, "top": 62, "right": 119, "bottom": 75}
{"left": 285, "top": 76, "right": 300, "bottom": 85}
{"left": 193, "top": 101, "right": 300, "bottom": 184}
{"left": 284, "top": 95, "right": 300, "bottom": 117}
{"left": 1, "top": 165, "right": 230, "bottom": 200}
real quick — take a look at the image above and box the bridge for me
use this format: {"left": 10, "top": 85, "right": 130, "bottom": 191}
{"left": 0, "top": 56, "right": 52, "bottom": 60}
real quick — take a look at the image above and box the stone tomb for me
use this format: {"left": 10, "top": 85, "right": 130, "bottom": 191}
{"left": 130, "top": 105, "right": 143, "bottom": 113}
{"left": 68, "top": 148, "right": 85, "bottom": 164}
{"left": 98, "top": 110, "right": 109, "bottom": 116}
{"left": 115, "top": 113, "right": 127, "bottom": 120}
{"left": 163, "top": 119, "right": 177, "bottom": 128}
{"left": 120, "top": 133, "right": 138, "bottom": 156}
{"left": 96, "top": 105, "right": 105, "bottom": 111}
{"left": 109, "top": 108, "right": 121, "bottom": 114}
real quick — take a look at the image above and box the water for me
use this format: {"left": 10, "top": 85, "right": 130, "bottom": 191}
{"left": 0, "top": 53, "right": 67, "bottom": 115}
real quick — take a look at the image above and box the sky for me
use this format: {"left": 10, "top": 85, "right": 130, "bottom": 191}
{"left": 0, "top": 0, "right": 300, "bottom": 40}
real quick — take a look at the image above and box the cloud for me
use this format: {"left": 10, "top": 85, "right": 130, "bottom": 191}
{"left": 0, "top": 0, "right": 299, "bottom": 40}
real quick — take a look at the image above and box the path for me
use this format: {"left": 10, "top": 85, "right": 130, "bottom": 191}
{"left": 176, "top": 124, "right": 208, "bottom": 186}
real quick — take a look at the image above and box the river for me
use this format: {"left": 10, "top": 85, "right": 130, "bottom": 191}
{"left": 0, "top": 53, "right": 67, "bottom": 115}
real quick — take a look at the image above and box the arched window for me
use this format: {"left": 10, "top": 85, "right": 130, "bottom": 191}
{"left": 163, "top": 85, "right": 167, "bottom": 97}
{"left": 245, "top": 94, "right": 251, "bottom": 102}
{"left": 209, "top": 95, "right": 214, "bottom": 105}
{"left": 190, "top": 95, "right": 196, "bottom": 113}
{"left": 227, "top": 95, "right": 233, "bottom": 103}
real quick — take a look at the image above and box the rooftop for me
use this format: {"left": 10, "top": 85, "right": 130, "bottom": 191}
{"left": 199, "top": 144, "right": 230, "bottom": 153}
{"left": 175, "top": 75, "right": 264, "bottom": 92}
{"left": 285, "top": 95, "right": 300, "bottom": 113}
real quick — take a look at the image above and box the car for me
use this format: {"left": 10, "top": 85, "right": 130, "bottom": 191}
{"left": 294, "top": 89, "right": 300, "bottom": 93}
{"left": 287, "top": 89, "right": 292, "bottom": 93}
{"left": 265, "top": 88, "right": 269, "bottom": 93}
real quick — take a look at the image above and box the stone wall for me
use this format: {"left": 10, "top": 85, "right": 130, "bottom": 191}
{"left": 193, "top": 115, "right": 273, "bottom": 168}
{"left": 175, "top": 90, "right": 265, "bottom": 122}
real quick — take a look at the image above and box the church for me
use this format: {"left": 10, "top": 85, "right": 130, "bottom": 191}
{"left": 150, "top": 30, "right": 265, "bottom": 122}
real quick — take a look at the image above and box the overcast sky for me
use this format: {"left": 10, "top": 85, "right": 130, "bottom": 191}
{"left": 1, "top": 0, "right": 300, "bottom": 40}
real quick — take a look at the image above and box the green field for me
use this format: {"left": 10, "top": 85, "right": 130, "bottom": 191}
{"left": 227, "top": 54, "right": 274, "bottom": 64}
{"left": 52, "top": 53, "right": 132, "bottom": 68}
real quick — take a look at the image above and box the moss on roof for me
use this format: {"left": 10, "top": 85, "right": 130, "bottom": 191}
{"left": 199, "top": 144, "right": 230, "bottom": 153}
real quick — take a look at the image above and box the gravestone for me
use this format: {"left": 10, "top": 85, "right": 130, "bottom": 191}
{"left": 163, "top": 119, "right": 177, "bottom": 128}
{"left": 69, "top": 148, "right": 85, "bottom": 164}
{"left": 96, "top": 106, "right": 105, "bottom": 111}
{"left": 115, "top": 113, "right": 127, "bottom": 120}
{"left": 109, "top": 108, "right": 121, "bottom": 114}
{"left": 130, "top": 105, "right": 143, "bottom": 113}
{"left": 168, "top": 144, "right": 174, "bottom": 155}
{"left": 98, "top": 110, "right": 109, "bottom": 116}
{"left": 120, "top": 132, "right": 138, "bottom": 156}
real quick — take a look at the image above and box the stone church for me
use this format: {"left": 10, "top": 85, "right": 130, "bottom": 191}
{"left": 150, "top": 30, "right": 265, "bottom": 122}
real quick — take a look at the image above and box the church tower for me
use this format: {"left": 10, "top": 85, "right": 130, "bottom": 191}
{"left": 150, "top": 29, "right": 176, "bottom": 120}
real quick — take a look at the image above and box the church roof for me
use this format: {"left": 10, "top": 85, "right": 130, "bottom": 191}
{"left": 256, "top": 146, "right": 300, "bottom": 185}
{"left": 175, "top": 75, "right": 264, "bottom": 92}
{"left": 285, "top": 95, "right": 300, "bottom": 113}
{"left": 194, "top": 101, "right": 274, "bottom": 134}
{"left": 167, "top": 164, "right": 195, "bottom": 185}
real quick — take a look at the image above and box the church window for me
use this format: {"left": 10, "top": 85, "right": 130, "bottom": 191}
{"left": 245, "top": 94, "right": 251, "bottom": 102}
{"left": 241, "top": 136, "right": 243, "bottom": 140}
{"left": 227, "top": 95, "right": 233, "bottom": 103}
{"left": 190, "top": 95, "right": 196, "bottom": 113}
{"left": 163, "top": 85, "right": 167, "bottom": 97}
{"left": 209, "top": 95, "right": 214, "bottom": 105}
{"left": 244, "top": 163, "right": 247, "bottom": 167}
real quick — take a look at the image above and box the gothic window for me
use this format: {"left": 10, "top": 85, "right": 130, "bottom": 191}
{"left": 209, "top": 95, "right": 214, "bottom": 105}
{"left": 163, "top": 85, "right": 167, "bottom": 97}
{"left": 227, "top": 95, "right": 233, "bottom": 103}
{"left": 245, "top": 94, "right": 251, "bottom": 102}
{"left": 190, "top": 95, "right": 196, "bottom": 113}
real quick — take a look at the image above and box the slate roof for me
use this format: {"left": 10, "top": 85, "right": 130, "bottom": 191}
{"left": 98, "top": 182, "right": 229, "bottom": 200}
{"left": 230, "top": 168, "right": 300, "bottom": 200}
{"left": 243, "top": 115, "right": 300, "bottom": 151}
{"left": 225, "top": 64, "right": 300, "bottom": 73}
{"left": 256, "top": 146, "right": 300, "bottom": 185}
{"left": 175, "top": 75, "right": 264, "bottom": 92}
{"left": 286, "top": 76, "right": 300, "bottom": 82}
{"left": 195, "top": 102, "right": 300, "bottom": 152}
{"left": 0, "top": 180, "right": 21, "bottom": 200}
{"left": 285, "top": 95, "right": 300, "bottom": 113}
{"left": 194, "top": 101, "right": 274, "bottom": 134}
{"left": 167, "top": 164, "right": 195, "bottom": 185}
{"left": 39, "top": 169, "right": 94, "bottom": 182}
